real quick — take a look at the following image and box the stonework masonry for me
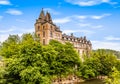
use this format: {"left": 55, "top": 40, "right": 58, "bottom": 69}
{"left": 35, "top": 9, "right": 92, "bottom": 58}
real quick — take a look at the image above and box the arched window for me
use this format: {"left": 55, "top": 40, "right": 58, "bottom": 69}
{"left": 50, "top": 31, "right": 53, "bottom": 37}
{"left": 51, "top": 25, "right": 52, "bottom": 30}
{"left": 43, "top": 26, "right": 45, "bottom": 30}
{"left": 43, "top": 39, "right": 45, "bottom": 45}
{"left": 38, "top": 34, "right": 40, "bottom": 37}
{"left": 38, "top": 26, "right": 40, "bottom": 31}
{"left": 43, "top": 31, "right": 45, "bottom": 37}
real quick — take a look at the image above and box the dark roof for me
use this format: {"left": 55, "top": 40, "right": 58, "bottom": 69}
{"left": 62, "top": 33, "right": 91, "bottom": 45}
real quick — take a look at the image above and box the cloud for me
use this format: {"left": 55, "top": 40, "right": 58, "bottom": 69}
{"left": 78, "top": 23, "right": 103, "bottom": 29}
{"left": 0, "top": 16, "right": 3, "bottom": 20}
{"left": 91, "top": 25, "right": 103, "bottom": 29}
{"left": 105, "top": 36, "right": 120, "bottom": 41}
{"left": 78, "top": 23, "right": 90, "bottom": 27}
{"left": 0, "top": 34, "right": 9, "bottom": 42}
{"left": 65, "top": 0, "right": 117, "bottom": 6}
{"left": 53, "top": 17, "right": 71, "bottom": 24}
{"left": 0, "top": 27, "right": 16, "bottom": 33}
{"left": 5, "top": 9, "right": 23, "bottom": 15}
{"left": 0, "top": 26, "right": 34, "bottom": 42}
{"left": 73, "top": 13, "right": 111, "bottom": 21}
{"left": 53, "top": 13, "right": 110, "bottom": 24}
{"left": 44, "top": 8, "right": 60, "bottom": 15}
{"left": 16, "top": 19, "right": 26, "bottom": 23}
{"left": 63, "top": 29, "right": 95, "bottom": 36}
{"left": 90, "top": 14, "right": 111, "bottom": 19}
{"left": 92, "top": 40, "right": 120, "bottom": 51}
{"left": 0, "top": 0, "right": 11, "bottom": 5}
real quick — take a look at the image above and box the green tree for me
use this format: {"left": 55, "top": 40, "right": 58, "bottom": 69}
{"left": 105, "top": 67, "right": 120, "bottom": 84}
{"left": 0, "top": 34, "right": 82, "bottom": 84}
{"left": 82, "top": 49, "right": 118, "bottom": 79}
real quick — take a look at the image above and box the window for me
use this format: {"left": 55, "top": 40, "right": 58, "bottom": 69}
{"left": 43, "top": 39, "right": 45, "bottom": 45}
{"left": 38, "top": 34, "right": 40, "bottom": 37}
{"left": 51, "top": 26, "right": 52, "bottom": 30}
{"left": 50, "top": 31, "right": 53, "bottom": 37}
{"left": 43, "top": 26, "right": 45, "bottom": 30}
{"left": 43, "top": 31, "right": 45, "bottom": 37}
{"left": 38, "top": 26, "right": 40, "bottom": 31}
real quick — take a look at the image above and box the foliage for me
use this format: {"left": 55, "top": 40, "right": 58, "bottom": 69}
{"left": 105, "top": 67, "right": 120, "bottom": 84}
{"left": 0, "top": 33, "right": 82, "bottom": 84}
{"left": 93, "top": 49, "right": 120, "bottom": 59}
{"left": 82, "top": 49, "right": 118, "bottom": 79}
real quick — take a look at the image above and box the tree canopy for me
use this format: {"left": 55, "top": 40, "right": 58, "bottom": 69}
{"left": 0, "top": 33, "right": 82, "bottom": 84}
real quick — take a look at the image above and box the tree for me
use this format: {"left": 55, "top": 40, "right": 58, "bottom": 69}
{"left": 105, "top": 67, "right": 120, "bottom": 84}
{"left": 48, "top": 40, "right": 82, "bottom": 78}
{"left": 82, "top": 49, "right": 118, "bottom": 79}
{"left": 0, "top": 35, "right": 20, "bottom": 58}
{"left": 0, "top": 34, "right": 83, "bottom": 84}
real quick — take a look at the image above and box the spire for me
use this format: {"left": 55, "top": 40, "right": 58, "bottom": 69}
{"left": 39, "top": 8, "right": 45, "bottom": 19}
{"left": 45, "top": 11, "right": 52, "bottom": 23}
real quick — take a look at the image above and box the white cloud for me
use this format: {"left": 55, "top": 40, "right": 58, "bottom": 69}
{"left": 0, "top": 0, "right": 11, "bottom": 5}
{"left": 0, "top": 26, "right": 34, "bottom": 42}
{"left": 90, "top": 14, "right": 111, "bottom": 19}
{"left": 91, "top": 25, "right": 103, "bottom": 29}
{"left": 0, "top": 34, "right": 9, "bottom": 42}
{"left": 78, "top": 23, "right": 103, "bottom": 29}
{"left": 105, "top": 36, "right": 120, "bottom": 41}
{"left": 16, "top": 19, "right": 26, "bottom": 23}
{"left": 0, "top": 16, "right": 3, "bottom": 20}
{"left": 73, "top": 13, "right": 111, "bottom": 20}
{"left": 78, "top": 23, "right": 90, "bottom": 27}
{"left": 92, "top": 40, "right": 120, "bottom": 51}
{"left": 53, "top": 17, "right": 71, "bottom": 24}
{"left": 5, "top": 9, "right": 23, "bottom": 15}
{"left": 75, "top": 15, "right": 88, "bottom": 19}
{"left": 63, "top": 29, "right": 95, "bottom": 36}
{"left": 44, "top": 8, "right": 60, "bottom": 15}
{"left": 0, "top": 27, "right": 16, "bottom": 33}
{"left": 65, "top": 0, "right": 117, "bottom": 6}
{"left": 53, "top": 13, "right": 110, "bottom": 24}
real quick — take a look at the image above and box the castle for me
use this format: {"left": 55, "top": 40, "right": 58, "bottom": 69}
{"left": 35, "top": 9, "right": 92, "bottom": 57}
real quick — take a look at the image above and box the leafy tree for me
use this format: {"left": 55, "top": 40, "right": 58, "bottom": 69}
{"left": 0, "top": 34, "right": 82, "bottom": 84}
{"left": 105, "top": 67, "right": 120, "bottom": 84}
{"left": 82, "top": 49, "right": 118, "bottom": 79}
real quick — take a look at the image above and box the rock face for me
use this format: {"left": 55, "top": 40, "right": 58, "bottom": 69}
{"left": 35, "top": 9, "right": 92, "bottom": 57}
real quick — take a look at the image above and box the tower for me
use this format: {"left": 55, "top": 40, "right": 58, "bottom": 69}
{"left": 35, "top": 9, "right": 62, "bottom": 45}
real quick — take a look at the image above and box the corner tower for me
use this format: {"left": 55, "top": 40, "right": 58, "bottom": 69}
{"left": 35, "top": 9, "right": 62, "bottom": 45}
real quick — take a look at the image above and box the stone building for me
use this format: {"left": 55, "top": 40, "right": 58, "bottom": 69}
{"left": 35, "top": 9, "right": 92, "bottom": 57}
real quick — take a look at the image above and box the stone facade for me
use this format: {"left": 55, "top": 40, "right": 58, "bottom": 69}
{"left": 35, "top": 9, "right": 92, "bottom": 57}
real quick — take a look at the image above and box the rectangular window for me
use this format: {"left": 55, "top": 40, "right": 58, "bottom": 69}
{"left": 38, "top": 34, "right": 40, "bottom": 37}
{"left": 38, "top": 26, "right": 40, "bottom": 31}
{"left": 43, "top": 31, "right": 45, "bottom": 37}
{"left": 50, "top": 31, "right": 53, "bottom": 37}
{"left": 43, "top": 39, "right": 45, "bottom": 45}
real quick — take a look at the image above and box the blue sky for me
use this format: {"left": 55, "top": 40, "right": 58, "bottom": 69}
{"left": 0, "top": 0, "right": 120, "bottom": 51}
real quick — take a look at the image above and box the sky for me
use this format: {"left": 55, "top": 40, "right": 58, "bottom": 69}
{"left": 0, "top": 0, "right": 120, "bottom": 51}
